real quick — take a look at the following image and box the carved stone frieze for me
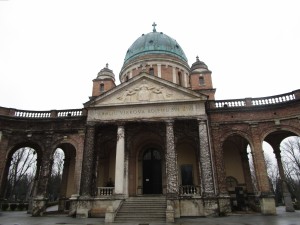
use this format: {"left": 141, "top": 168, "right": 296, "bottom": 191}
{"left": 117, "top": 79, "right": 173, "bottom": 103}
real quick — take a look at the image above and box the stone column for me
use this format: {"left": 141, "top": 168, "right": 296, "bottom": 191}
{"left": 33, "top": 134, "right": 53, "bottom": 216}
{"left": 250, "top": 125, "right": 276, "bottom": 214}
{"left": 172, "top": 67, "right": 176, "bottom": 83}
{"left": 157, "top": 64, "right": 162, "bottom": 78}
{"left": 165, "top": 120, "right": 178, "bottom": 196}
{"left": 198, "top": 119, "right": 215, "bottom": 196}
{"left": 76, "top": 125, "right": 96, "bottom": 218}
{"left": 80, "top": 124, "right": 95, "bottom": 197}
{"left": 240, "top": 151, "right": 254, "bottom": 194}
{"left": 165, "top": 120, "right": 179, "bottom": 221}
{"left": 115, "top": 124, "right": 125, "bottom": 196}
{"left": 58, "top": 157, "right": 70, "bottom": 211}
{"left": 0, "top": 132, "right": 9, "bottom": 200}
{"left": 274, "top": 147, "right": 294, "bottom": 212}
{"left": 210, "top": 126, "right": 227, "bottom": 195}
{"left": 73, "top": 130, "right": 85, "bottom": 195}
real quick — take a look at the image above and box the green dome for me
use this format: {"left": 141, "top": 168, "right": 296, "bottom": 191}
{"left": 124, "top": 27, "right": 188, "bottom": 64}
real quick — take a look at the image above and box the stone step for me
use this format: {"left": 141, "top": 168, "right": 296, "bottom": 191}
{"left": 114, "top": 196, "right": 166, "bottom": 223}
{"left": 117, "top": 213, "right": 165, "bottom": 217}
{"left": 119, "top": 208, "right": 165, "bottom": 212}
{"left": 114, "top": 218, "right": 165, "bottom": 223}
{"left": 120, "top": 204, "right": 166, "bottom": 208}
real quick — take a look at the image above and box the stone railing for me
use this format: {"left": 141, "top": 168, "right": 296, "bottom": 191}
{"left": 208, "top": 89, "right": 300, "bottom": 109}
{"left": 97, "top": 187, "right": 114, "bottom": 197}
{"left": 179, "top": 185, "right": 200, "bottom": 195}
{"left": 0, "top": 107, "right": 87, "bottom": 118}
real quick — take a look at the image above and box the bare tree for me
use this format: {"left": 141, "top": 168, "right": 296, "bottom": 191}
{"left": 48, "top": 148, "right": 64, "bottom": 202}
{"left": 264, "top": 153, "right": 280, "bottom": 194}
{"left": 51, "top": 149, "right": 64, "bottom": 177}
{"left": 6, "top": 147, "right": 37, "bottom": 201}
{"left": 281, "top": 137, "right": 300, "bottom": 208}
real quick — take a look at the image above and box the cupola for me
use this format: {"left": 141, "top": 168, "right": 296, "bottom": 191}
{"left": 92, "top": 64, "right": 116, "bottom": 97}
{"left": 190, "top": 56, "right": 215, "bottom": 99}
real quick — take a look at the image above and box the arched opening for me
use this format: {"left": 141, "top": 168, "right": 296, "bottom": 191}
{"left": 142, "top": 148, "right": 162, "bottom": 194}
{"left": 280, "top": 136, "right": 300, "bottom": 210}
{"left": 223, "top": 135, "right": 254, "bottom": 211}
{"left": 47, "top": 148, "right": 64, "bottom": 211}
{"left": 264, "top": 130, "right": 300, "bottom": 211}
{"left": 5, "top": 147, "right": 37, "bottom": 203}
{"left": 48, "top": 143, "right": 76, "bottom": 212}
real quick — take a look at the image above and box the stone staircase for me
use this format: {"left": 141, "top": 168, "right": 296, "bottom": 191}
{"left": 114, "top": 196, "right": 166, "bottom": 223}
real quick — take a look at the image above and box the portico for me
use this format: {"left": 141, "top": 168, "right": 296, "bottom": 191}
{"left": 72, "top": 72, "right": 219, "bottom": 220}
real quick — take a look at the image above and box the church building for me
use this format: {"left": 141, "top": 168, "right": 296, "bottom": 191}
{"left": 0, "top": 23, "right": 299, "bottom": 223}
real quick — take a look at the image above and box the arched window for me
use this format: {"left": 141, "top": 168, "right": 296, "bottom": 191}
{"left": 100, "top": 83, "right": 104, "bottom": 93}
{"left": 149, "top": 68, "right": 154, "bottom": 76}
{"left": 199, "top": 76, "right": 205, "bottom": 86}
{"left": 226, "top": 176, "right": 238, "bottom": 189}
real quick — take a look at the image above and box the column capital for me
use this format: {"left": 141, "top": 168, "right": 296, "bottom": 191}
{"left": 86, "top": 122, "right": 96, "bottom": 129}
{"left": 117, "top": 125, "right": 125, "bottom": 141}
{"left": 116, "top": 121, "right": 126, "bottom": 127}
{"left": 165, "top": 119, "right": 174, "bottom": 125}
{"left": 197, "top": 115, "right": 208, "bottom": 122}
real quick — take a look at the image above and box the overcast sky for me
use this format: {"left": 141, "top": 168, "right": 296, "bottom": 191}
{"left": 0, "top": 0, "right": 299, "bottom": 110}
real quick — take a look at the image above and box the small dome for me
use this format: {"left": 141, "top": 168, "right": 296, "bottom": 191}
{"left": 97, "top": 63, "right": 115, "bottom": 81}
{"left": 123, "top": 23, "right": 188, "bottom": 64}
{"left": 191, "top": 56, "right": 209, "bottom": 71}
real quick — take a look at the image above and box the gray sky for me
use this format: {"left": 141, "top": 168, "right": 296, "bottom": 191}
{"left": 1, "top": 0, "right": 300, "bottom": 110}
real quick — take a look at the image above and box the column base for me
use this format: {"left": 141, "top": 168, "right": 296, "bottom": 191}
{"left": 217, "top": 194, "right": 231, "bottom": 216}
{"left": 32, "top": 196, "right": 48, "bottom": 216}
{"left": 260, "top": 195, "right": 276, "bottom": 215}
{"left": 69, "top": 194, "right": 79, "bottom": 217}
{"left": 166, "top": 205, "right": 175, "bottom": 223}
{"left": 75, "top": 195, "right": 93, "bottom": 218}
{"left": 283, "top": 192, "right": 295, "bottom": 212}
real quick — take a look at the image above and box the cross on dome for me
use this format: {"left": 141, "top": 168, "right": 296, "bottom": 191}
{"left": 152, "top": 22, "right": 157, "bottom": 32}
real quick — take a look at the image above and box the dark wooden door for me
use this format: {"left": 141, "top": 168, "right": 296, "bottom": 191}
{"left": 143, "top": 149, "right": 162, "bottom": 194}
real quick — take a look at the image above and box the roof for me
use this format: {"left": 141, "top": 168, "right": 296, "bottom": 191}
{"left": 123, "top": 23, "right": 188, "bottom": 64}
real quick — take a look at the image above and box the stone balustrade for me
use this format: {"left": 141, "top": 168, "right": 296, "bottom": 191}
{"left": 208, "top": 89, "right": 300, "bottom": 109}
{"left": 0, "top": 108, "right": 86, "bottom": 118}
{"left": 179, "top": 185, "right": 200, "bottom": 195}
{"left": 97, "top": 187, "right": 114, "bottom": 197}
{"left": 1, "top": 90, "right": 299, "bottom": 117}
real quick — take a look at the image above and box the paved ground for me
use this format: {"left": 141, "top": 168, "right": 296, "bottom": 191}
{"left": 0, "top": 207, "right": 299, "bottom": 225}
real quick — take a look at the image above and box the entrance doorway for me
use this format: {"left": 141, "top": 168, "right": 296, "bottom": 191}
{"left": 143, "top": 148, "right": 162, "bottom": 194}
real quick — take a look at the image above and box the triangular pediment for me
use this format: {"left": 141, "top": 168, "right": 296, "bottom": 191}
{"left": 85, "top": 73, "right": 208, "bottom": 108}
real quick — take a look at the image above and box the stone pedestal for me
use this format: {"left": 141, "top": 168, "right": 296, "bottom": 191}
{"left": 32, "top": 196, "right": 48, "bottom": 216}
{"left": 203, "top": 198, "right": 218, "bottom": 216}
{"left": 218, "top": 195, "right": 231, "bottom": 215}
{"left": 76, "top": 197, "right": 92, "bottom": 218}
{"left": 260, "top": 196, "right": 276, "bottom": 215}
{"left": 69, "top": 194, "right": 79, "bottom": 217}
{"left": 105, "top": 206, "right": 115, "bottom": 223}
{"left": 283, "top": 192, "right": 295, "bottom": 212}
{"left": 166, "top": 205, "right": 175, "bottom": 223}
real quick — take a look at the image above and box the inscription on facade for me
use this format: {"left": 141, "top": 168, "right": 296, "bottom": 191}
{"left": 88, "top": 102, "right": 205, "bottom": 121}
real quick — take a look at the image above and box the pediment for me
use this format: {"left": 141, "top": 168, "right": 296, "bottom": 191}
{"left": 85, "top": 73, "right": 207, "bottom": 108}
